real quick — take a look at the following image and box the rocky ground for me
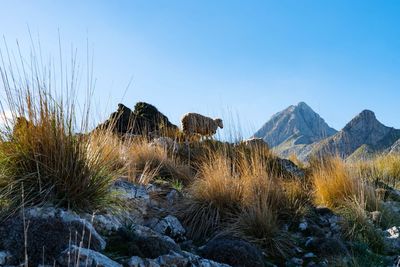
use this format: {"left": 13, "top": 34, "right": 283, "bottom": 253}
{"left": 0, "top": 171, "right": 399, "bottom": 267}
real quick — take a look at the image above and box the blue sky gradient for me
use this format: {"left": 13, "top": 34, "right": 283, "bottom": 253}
{"left": 1, "top": 0, "right": 399, "bottom": 136}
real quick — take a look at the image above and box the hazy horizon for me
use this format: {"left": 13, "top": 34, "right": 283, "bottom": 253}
{"left": 1, "top": 0, "right": 400, "bottom": 136}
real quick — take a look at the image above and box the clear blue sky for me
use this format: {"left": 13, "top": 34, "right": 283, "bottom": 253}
{"left": 1, "top": 0, "right": 399, "bottom": 137}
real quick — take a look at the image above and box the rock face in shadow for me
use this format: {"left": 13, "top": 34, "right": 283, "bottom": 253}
{"left": 106, "top": 225, "right": 181, "bottom": 259}
{"left": 96, "top": 102, "right": 178, "bottom": 136}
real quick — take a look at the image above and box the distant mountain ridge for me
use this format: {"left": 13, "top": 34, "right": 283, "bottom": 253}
{"left": 310, "top": 110, "right": 400, "bottom": 160}
{"left": 253, "top": 103, "right": 400, "bottom": 161}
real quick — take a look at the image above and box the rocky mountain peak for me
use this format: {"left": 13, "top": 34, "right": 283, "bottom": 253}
{"left": 350, "top": 109, "right": 376, "bottom": 123}
{"left": 254, "top": 102, "right": 337, "bottom": 148}
{"left": 343, "top": 109, "right": 381, "bottom": 133}
{"left": 296, "top": 101, "right": 312, "bottom": 110}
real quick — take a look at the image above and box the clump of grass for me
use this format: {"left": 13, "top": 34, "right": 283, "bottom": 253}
{"left": 312, "top": 157, "right": 377, "bottom": 210}
{"left": 178, "top": 153, "right": 243, "bottom": 241}
{"left": 351, "top": 154, "right": 400, "bottom": 190}
{"left": 86, "top": 130, "right": 128, "bottom": 173}
{"left": 338, "top": 199, "right": 385, "bottom": 253}
{"left": 0, "top": 44, "right": 121, "bottom": 213}
{"left": 233, "top": 172, "right": 295, "bottom": 259}
{"left": 230, "top": 200, "right": 294, "bottom": 260}
{"left": 0, "top": 92, "right": 120, "bottom": 213}
{"left": 311, "top": 157, "right": 387, "bottom": 252}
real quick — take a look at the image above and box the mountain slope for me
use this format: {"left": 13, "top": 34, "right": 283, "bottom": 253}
{"left": 311, "top": 110, "right": 400, "bottom": 159}
{"left": 253, "top": 102, "right": 337, "bottom": 158}
{"left": 387, "top": 139, "right": 400, "bottom": 155}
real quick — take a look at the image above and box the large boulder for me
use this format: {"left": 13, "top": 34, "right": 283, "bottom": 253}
{"left": 199, "top": 237, "right": 265, "bottom": 267}
{"left": 0, "top": 207, "right": 106, "bottom": 266}
{"left": 96, "top": 102, "right": 178, "bottom": 136}
{"left": 106, "top": 225, "right": 181, "bottom": 259}
{"left": 58, "top": 245, "right": 122, "bottom": 267}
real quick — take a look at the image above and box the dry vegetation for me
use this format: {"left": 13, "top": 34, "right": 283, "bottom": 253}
{"left": 176, "top": 149, "right": 309, "bottom": 259}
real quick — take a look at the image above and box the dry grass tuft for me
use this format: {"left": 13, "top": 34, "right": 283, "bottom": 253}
{"left": 0, "top": 43, "right": 122, "bottom": 214}
{"left": 124, "top": 139, "right": 192, "bottom": 185}
{"left": 0, "top": 92, "right": 120, "bottom": 213}
{"left": 230, "top": 200, "right": 294, "bottom": 259}
{"left": 312, "top": 157, "right": 377, "bottom": 210}
{"left": 178, "top": 153, "right": 242, "bottom": 241}
{"left": 351, "top": 154, "right": 400, "bottom": 190}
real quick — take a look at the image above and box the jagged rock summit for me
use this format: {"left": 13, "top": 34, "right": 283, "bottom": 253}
{"left": 253, "top": 102, "right": 337, "bottom": 159}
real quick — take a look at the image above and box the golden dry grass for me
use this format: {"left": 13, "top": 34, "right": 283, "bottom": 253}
{"left": 350, "top": 153, "right": 400, "bottom": 189}
{"left": 177, "top": 149, "right": 301, "bottom": 258}
{"left": 312, "top": 157, "right": 377, "bottom": 210}
{"left": 124, "top": 139, "right": 192, "bottom": 185}
{"left": 0, "top": 92, "right": 121, "bottom": 213}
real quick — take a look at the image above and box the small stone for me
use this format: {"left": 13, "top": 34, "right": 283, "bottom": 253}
{"left": 127, "top": 256, "right": 158, "bottom": 267}
{"left": 305, "top": 237, "right": 314, "bottom": 247}
{"left": 303, "top": 252, "right": 316, "bottom": 258}
{"left": 299, "top": 221, "right": 308, "bottom": 231}
{"left": 289, "top": 257, "right": 303, "bottom": 266}
{"left": 386, "top": 226, "right": 400, "bottom": 238}
{"left": 0, "top": 251, "right": 12, "bottom": 265}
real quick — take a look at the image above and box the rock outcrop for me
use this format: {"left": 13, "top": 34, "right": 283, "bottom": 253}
{"left": 96, "top": 102, "right": 178, "bottom": 136}
{"left": 0, "top": 207, "right": 106, "bottom": 266}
